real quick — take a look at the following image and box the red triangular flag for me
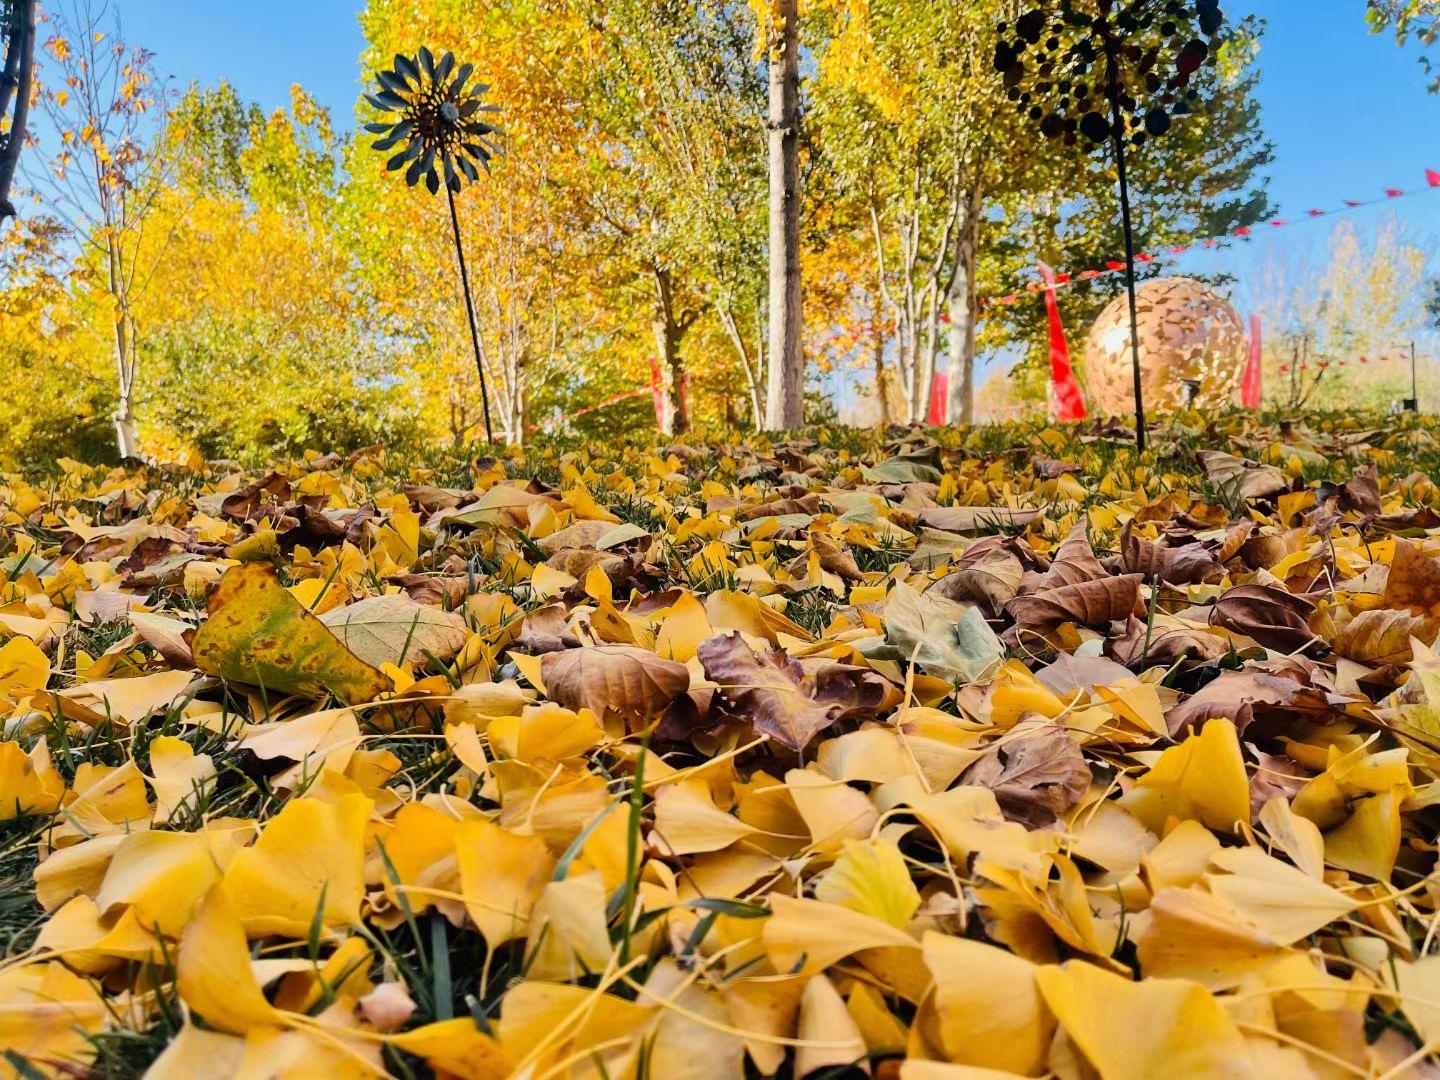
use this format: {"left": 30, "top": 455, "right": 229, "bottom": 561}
{"left": 1039, "top": 262, "right": 1086, "bottom": 422}
{"left": 1171, "top": 245, "right": 1189, "bottom": 254}
{"left": 1233, "top": 225, "right": 1253, "bottom": 238}
{"left": 1385, "top": 187, "right": 1403, "bottom": 198}
{"left": 927, "top": 370, "right": 949, "bottom": 425}
{"left": 1136, "top": 252, "right": 1154, "bottom": 263}
{"left": 1240, "top": 314, "right": 1262, "bottom": 409}
{"left": 1427, "top": 168, "right": 1440, "bottom": 188}
{"left": 1105, "top": 260, "right": 1125, "bottom": 271}
{"left": 1307, "top": 208, "right": 1326, "bottom": 217}
{"left": 1269, "top": 219, "right": 1287, "bottom": 228}
{"left": 1345, "top": 200, "right": 1363, "bottom": 208}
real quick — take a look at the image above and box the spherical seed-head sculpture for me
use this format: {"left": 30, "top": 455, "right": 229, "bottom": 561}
{"left": 1082, "top": 276, "right": 1247, "bottom": 414}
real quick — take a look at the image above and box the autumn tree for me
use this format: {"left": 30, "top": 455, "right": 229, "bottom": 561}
{"left": 23, "top": 0, "right": 176, "bottom": 458}
{"left": 133, "top": 83, "right": 418, "bottom": 459}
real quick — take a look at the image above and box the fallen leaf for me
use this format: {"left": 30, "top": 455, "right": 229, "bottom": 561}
{"left": 192, "top": 563, "right": 388, "bottom": 704}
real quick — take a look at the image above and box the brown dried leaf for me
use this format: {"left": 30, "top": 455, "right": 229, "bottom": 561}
{"left": 1209, "top": 585, "right": 1319, "bottom": 655}
{"left": 1332, "top": 608, "right": 1440, "bottom": 666}
{"left": 1106, "top": 615, "right": 1227, "bottom": 671}
{"left": 963, "top": 726, "right": 1091, "bottom": 827}
{"left": 1383, "top": 541, "right": 1440, "bottom": 617}
{"left": 1198, "top": 450, "right": 1288, "bottom": 502}
{"left": 541, "top": 644, "right": 689, "bottom": 719}
{"left": 1120, "top": 522, "right": 1223, "bottom": 586}
{"left": 1006, "top": 574, "right": 1143, "bottom": 635}
{"left": 1165, "top": 661, "right": 1338, "bottom": 738}
{"left": 1037, "top": 522, "right": 1107, "bottom": 589}
{"left": 697, "top": 632, "right": 836, "bottom": 752}
{"left": 931, "top": 550, "right": 1023, "bottom": 616}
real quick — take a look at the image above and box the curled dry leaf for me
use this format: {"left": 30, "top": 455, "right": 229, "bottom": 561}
{"left": 1332, "top": 607, "right": 1439, "bottom": 666}
{"left": 1198, "top": 450, "right": 1288, "bottom": 502}
{"left": 698, "top": 632, "right": 836, "bottom": 752}
{"left": 931, "top": 550, "right": 1024, "bottom": 616}
{"left": 1120, "top": 521, "right": 1222, "bottom": 585}
{"left": 1106, "top": 615, "right": 1227, "bottom": 671}
{"left": 1209, "top": 584, "right": 1319, "bottom": 655}
{"left": 541, "top": 643, "right": 689, "bottom": 719}
{"left": 1006, "top": 574, "right": 1143, "bottom": 635}
{"left": 963, "top": 725, "right": 1090, "bottom": 827}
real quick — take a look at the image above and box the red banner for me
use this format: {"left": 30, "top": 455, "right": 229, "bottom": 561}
{"left": 1241, "top": 315, "right": 1262, "bottom": 409}
{"left": 927, "top": 371, "right": 949, "bottom": 425}
{"left": 1039, "top": 262, "right": 1086, "bottom": 422}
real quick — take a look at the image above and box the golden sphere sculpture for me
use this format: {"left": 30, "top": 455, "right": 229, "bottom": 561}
{"left": 1082, "top": 276, "right": 1247, "bottom": 414}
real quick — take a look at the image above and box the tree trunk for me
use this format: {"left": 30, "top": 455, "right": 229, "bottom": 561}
{"left": 718, "top": 304, "right": 764, "bottom": 426}
{"left": 764, "top": 0, "right": 803, "bottom": 430}
{"left": 112, "top": 314, "right": 139, "bottom": 460}
{"left": 0, "top": 0, "right": 36, "bottom": 222}
{"left": 105, "top": 231, "right": 140, "bottom": 460}
{"left": 650, "top": 266, "right": 689, "bottom": 436}
{"left": 947, "top": 186, "right": 982, "bottom": 426}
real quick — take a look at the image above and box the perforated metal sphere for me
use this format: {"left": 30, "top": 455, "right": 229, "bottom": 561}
{"left": 1082, "top": 276, "right": 1247, "bottom": 414}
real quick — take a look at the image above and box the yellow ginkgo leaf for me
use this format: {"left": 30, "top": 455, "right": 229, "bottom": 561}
{"left": 1323, "top": 785, "right": 1404, "bottom": 880}
{"left": 142, "top": 1022, "right": 246, "bottom": 1080}
{"left": 1119, "top": 718, "right": 1249, "bottom": 834}
{"left": 93, "top": 830, "right": 222, "bottom": 938}
{"left": 651, "top": 778, "right": 761, "bottom": 856}
{"left": 920, "top": 931, "right": 1055, "bottom": 1075}
{"left": 814, "top": 837, "right": 921, "bottom": 928}
{"left": 1204, "top": 846, "right": 1356, "bottom": 944}
{"left": 1256, "top": 795, "right": 1325, "bottom": 879}
{"left": 655, "top": 591, "right": 714, "bottom": 662}
{"left": 387, "top": 1018, "right": 509, "bottom": 1079}
{"left": 1136, "top": 885, "right": 1283, "bottom": 988}
{"left": 497, "top": 981, "right": 654, "bottom": 1075}
{"left": 794, "top": 974, "right": 870, "bottom": 1078}
{"left": 146, "top": 735, "right": 216, "bottom": 823}
{"left": 220, "top": 793, "right": 371, "bottom": 937}
{"left": 784, "top": 767, "right": 878, "bottom": 854}
{"left": 57, "top": 668, "right": 198, "bottom": 727}
{"left": 1139, "top": 819, "right": 1220, "bottom": 894}
{"left": 0, "top": 635, "right": 50, "bottom": 707}
{"left": 0, "top": 738, "right": 64, "bottom": 821}
{"left": 0, "top": 961, "right": 107, "bottom": 1074}
{"left": 1036, "top": 961, "right": 1253, "bottom": 1077}
{"left": 763, "top": 894, "right": 918, "bottom": 976}
{"left": 52, "top": 760, "right": 152, "bottom": 844}
{"left": 176, "top": 886, "right": 283, "bottom": 1033}
{"left": 454, "top": 818, "right": 554, "bottom": 949}
{"left": 523, "top": 871, "right": 613, "bottom": 982}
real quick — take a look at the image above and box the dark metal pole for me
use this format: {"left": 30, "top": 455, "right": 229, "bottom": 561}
{"left": 1105, "top": 37, "right": 1146, "bottom": 452}
{"left": 446, "top": 183, "right": 494, "bottom": 444}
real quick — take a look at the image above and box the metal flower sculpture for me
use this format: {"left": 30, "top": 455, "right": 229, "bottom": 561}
{"left": 367, "top": 48, "right": 502, "bottom": 442}
{"left": 995, "top": 0, "right": 1227, "bottom": 450}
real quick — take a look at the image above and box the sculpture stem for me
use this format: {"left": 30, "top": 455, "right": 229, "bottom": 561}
{"left": 1105, "top": 36, "right": 1147, "bottom": 452}
{"left": 447, "top": 183, "right": 495, "bottom": 444}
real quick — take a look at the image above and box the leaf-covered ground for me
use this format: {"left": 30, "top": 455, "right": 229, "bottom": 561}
{"left": 5, "top": 413, "right": 1440, "bottom": 1079}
